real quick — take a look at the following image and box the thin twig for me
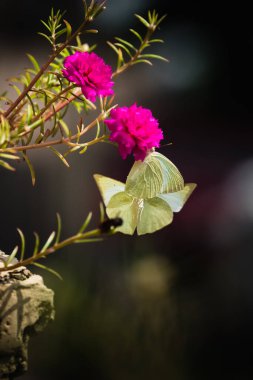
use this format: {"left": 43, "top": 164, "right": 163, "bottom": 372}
{"left": 112, "top": 28, "right": 153, "bottom": 78}
{"left": 0, "top": 228, "right": 101, "bottom": 272}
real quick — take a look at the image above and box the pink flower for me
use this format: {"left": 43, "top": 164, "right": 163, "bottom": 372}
{"left": 104, "top": 104, "right": 163, "bottom": 161}
{"left": 62, "top": 52, "right": 114, "bottom": 102}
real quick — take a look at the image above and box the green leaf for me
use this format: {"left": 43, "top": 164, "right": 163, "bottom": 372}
{"left": 47, "top": 146, "right": 70, "bottom": 167}
{"left": 84, "top": 29, "right": 98, "bottom": 34}
{"left": 40, "top": 19, "right": 52, "bottom": 32}
{"left": 25, "top": 129, "right": 35, "bottom": 145}
{"left": 26, "top": 104, "right": 33, "bottom": 124}
{"left": 107, "top": 41, "right": 120, "bottom": 56}
{"left": 0, "top": 159, "right": 15, "bottom": 171}
{"left": 6, "top": 246, "right": 19, "bottom": 267}
{"left": 129, "top": 28, "right": 143, "bottom": 43}
{"left": 33, "top": 232, "right": 40, "bottom": 257}
{"left": 27, "top": 118, "right": 44, "bottom": 131}
{"left": 0, "top": 116, "right": 10, "bottom": 145}
{"left": 114, "top": 37, "right": 137, "bottom": 52}
{"left": 149, "top": 38, "right": 164, "bottom": 43}
{"left": 41, "top": 231, "right": 56, "bottom": 253}
{"left": 32, "top": 262, "right": 63, "bottom": 280}
{"left": 156, "top": 14, "right": 167, "bottom": 27}
{"left": 55, "top": 28, "right": 67, "bottom": 39}
{"left": 148, "top": 10, "right": 152, "bottom": 23}
{"left": 140, "top": 54, "right": 169, "bottom": 62}
{"left": 64, "top": 145, "right": 81, "bottom": 157}
{"left": 12, "top": 84, "right": 22, "bottom": 96}
{"left": 0, "top": 153, "right": 19, "bottom": 160}
{"left": 135, "top": 14, "right": 150, "bottom": 28}
{"left": 79, "top": 212, "right": 92, "bottom": 233}
{"left": 91, "top": 0, "right": 106, "bottom": 18}
{"left": 59, "top": 119, "right": 70, "bottom": 137}
{"left": 63, "top": 19, "right": 72, "bottom": 40}
{"left": 95, "top": 120, "right": 101, "bottom": 139}
{"left": 26, "top": 94, "right": 36, "bottom": 117}
{"left": 38, "top": 32, "right": 52, "bottom": 44}
{"left": 114, "top": 43, "right": 132, "bottom": 58}
{"left": 55, "top": 213, "right": 62, "bottom": 244}
{"left": 132, "top": 59, "right": 152, "bottom": 66}
{"left": 27, "top": 54, "right": 40, "bottom": 73}
{"left": 117, "top": 49, "right": 124, "bottom": 69}
{"left": 17, "top": 228, "right": 25, "bottom": 262}
{"left": 79, "top": 145, "right": 88, "bottom": 154}
{"left": 22, "top": 153, "right": 36, "bottom": 186}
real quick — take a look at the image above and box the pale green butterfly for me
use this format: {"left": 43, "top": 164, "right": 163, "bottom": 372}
{"left": 125, "top": 151, "right": 185, "bottom": 199}
{"left": 94, "top": 174, "right": 196, "bottom": 235}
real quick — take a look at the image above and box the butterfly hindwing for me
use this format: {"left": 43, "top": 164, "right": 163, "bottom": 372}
{"left": 137, "top": 197, "right": 173, "bottom": 235}
{"left": 158, "top": 183, "right": 197, "bottom": 212}
{"left": 107, "top": 192, "right": 138, "bottom": 235}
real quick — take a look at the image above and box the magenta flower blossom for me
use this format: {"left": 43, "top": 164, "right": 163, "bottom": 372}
{"left": 104, "top": 104, "right": 163, "bottom": 161}
{"left": 62, "top": 52, "right": 114, "bottom": 102}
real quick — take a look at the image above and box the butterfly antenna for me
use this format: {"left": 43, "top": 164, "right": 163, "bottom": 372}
{"left": 159, "top": 142, "right": 173, "bottom": 149}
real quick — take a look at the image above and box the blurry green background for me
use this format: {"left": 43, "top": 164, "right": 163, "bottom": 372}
{"left": 1, "top": 0, "right": 253, "bottom": 379}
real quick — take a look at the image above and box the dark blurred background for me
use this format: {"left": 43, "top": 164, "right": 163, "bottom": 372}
{"left": 1, "top": 1, "right": 253, "bottom": 379}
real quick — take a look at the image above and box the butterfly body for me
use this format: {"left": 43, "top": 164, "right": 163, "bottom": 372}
{"left": 99, "top": 217, "right": 123, "bottom": 233}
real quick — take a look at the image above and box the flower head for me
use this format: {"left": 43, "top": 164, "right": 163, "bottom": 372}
{"left": 104, "top": 104, "right": 163, "bottom": 161}
{"left": 62, "top": 51, "right": 114, "bottom": 102}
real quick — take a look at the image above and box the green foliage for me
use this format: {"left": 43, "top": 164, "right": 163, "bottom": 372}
{"left": 108, "top": 10, "right": 168, "bottom": 72}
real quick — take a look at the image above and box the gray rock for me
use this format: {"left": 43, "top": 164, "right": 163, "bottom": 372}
{"left": 0, "top": 253, "right": 54, "bottom": 378}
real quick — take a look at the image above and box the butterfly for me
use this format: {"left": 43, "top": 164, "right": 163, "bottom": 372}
{"left": 94, "top": 151, "right": 196, "bottom": 235}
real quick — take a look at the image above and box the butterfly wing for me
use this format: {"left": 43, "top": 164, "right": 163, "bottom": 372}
{"left": 107, "top": 192, "right": 138, "bottom": 235}
{"left": 158, "top": 183, "right": 197, "bottom": 212}
{"left": 151, "top": 152, "right": 184, "bottom": 193}
{"left": 94, "top": 174, "right": 125, "bottom": 206}
{"left": 125, "top": 158, "right": 163, "bottom": 199}
{"left": 125, "top": 151, "right": 184, "bottom": 199}
{"left": 137, "top": 197, "right": 173, "bottom": 235}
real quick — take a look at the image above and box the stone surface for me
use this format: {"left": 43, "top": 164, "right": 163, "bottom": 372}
{"left": 0, "top": 255, "right": 54, "bottom": 379}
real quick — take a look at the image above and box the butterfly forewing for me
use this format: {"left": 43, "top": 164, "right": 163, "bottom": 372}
{"left": 125, "top": 159, "right": 163, "bottom": 199}
{"left": 125, "top": 152, "right": 184, "bottom": 199}
{"left": 152, "top": 152, "right": 184, "bottom": 193}
{"left": 94, "top": 174, "right": 125, "bottom": 206}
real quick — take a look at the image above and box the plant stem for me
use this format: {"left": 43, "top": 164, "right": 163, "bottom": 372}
{"left": 0, "top": 228, "right": 101, "bottom": 272}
